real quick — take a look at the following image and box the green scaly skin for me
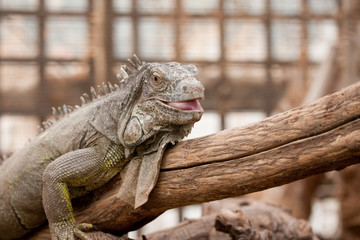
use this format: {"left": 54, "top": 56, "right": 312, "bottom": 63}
{"left": 0, "top": 55, "right": 204, "bottom": 239}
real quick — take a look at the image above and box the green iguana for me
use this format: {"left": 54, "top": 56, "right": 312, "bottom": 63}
{"left": 0, "top": 55, "right": 204, "bottom": 240}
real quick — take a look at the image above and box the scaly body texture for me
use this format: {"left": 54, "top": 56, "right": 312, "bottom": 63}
{"left": 0, "top": 55, "right": 204, "bottom": 240}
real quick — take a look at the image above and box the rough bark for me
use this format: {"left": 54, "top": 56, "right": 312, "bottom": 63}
{"left": 140, "top": 214, "right": 215, "bottom": 240}
{"left": 142, "top": 199, "right": 317, "bottom": 240}
{"left": 30, "top": 82, "right": 360, "bottom": 238}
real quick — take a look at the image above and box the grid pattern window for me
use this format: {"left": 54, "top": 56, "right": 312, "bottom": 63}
{"left": 0, "top": 0, "right": 347, "bottom": 237}
{"left": 0, "top": 0, "right": 93, "bottom": 153}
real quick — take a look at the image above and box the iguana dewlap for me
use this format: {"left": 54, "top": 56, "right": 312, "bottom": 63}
{"left": 0, "top": 55, "right": 204, "bottom": 240}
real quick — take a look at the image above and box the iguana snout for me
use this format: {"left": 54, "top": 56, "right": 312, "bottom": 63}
{"left": 164, "top": 99, "right": 203, "bottom": 111}
{"left": 161, "top": 78, "right": 204, "bottom": 112}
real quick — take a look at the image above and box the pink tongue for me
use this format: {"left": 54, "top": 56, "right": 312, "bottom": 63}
{"left": 166, "top": 99, "right": 203, "bottom": 111}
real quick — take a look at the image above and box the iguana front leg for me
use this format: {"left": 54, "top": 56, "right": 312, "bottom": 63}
{"left": 42, "top": 147, "right": 122, "bottom": 240}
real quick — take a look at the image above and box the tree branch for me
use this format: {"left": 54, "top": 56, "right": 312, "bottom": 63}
{"left": 30, "top": 82, "right": 360, "bottom": 238}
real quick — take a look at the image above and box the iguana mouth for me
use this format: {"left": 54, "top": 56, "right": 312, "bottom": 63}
{"left": 163, "top": 99, "right": 203, "bottom": 111}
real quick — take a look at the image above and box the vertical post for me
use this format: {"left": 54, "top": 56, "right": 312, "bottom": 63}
{"left": 88, "top": 0, "right": 95, "bottom": 87}
{"left": 93, "top": 0, "right": 114, "bottom": 85}
{"left": 339, "top": 0, "right": 358, "bottom": 89}
{"left": 38, "top": 0, "right": 47, "bottom": 121}
{"left": 132, "top": 0, "right": 139, "bottom": 57}
{"left": 175, "top": 0, "right": 183, "bottom": 62}
{"left": 300, "top": 0, "right": 308, "bottom": 93}
{"left": 219, "top": 0, "right": 227, "bottom": 130}
{"left": 264, "top": 0, "right": 273, "bottom": 116}
{"left": 336, "top": 0, "right": 342, "bottom": 45}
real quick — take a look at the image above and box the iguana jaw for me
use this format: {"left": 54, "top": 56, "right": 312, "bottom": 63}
{"left": 161, "top": 98, "right": 203, "bottom": 112}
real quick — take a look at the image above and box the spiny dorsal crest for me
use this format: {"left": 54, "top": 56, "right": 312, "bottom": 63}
{"left": 51, "top": 105, "right": 75, "bottom": 121}
{"left": 40, "top": 54, "right": 144, "bottom": 134}
{"left": 116, "top": 54, "right": 143, "bottom": 83}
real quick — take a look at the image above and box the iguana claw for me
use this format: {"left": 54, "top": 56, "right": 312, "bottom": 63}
{"left": 50, "top": 221, "right": 94, "bottom": 240}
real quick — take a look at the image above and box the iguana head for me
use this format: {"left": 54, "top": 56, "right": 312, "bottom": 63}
{"left": 137, "top": 62, "right": 204, "bottom": 122}
{"left": 119, "top": 56, "right": 205, "bottom": 147}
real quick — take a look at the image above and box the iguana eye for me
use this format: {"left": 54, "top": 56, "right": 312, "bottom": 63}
{"left": 153, "top": 75, "right": 160, "bottom": 82}
{"left": 150, "top": 68, "right": 166, "bottom": 89}
{"left": 152, "top": 73, "right": 163, "bottom": 86}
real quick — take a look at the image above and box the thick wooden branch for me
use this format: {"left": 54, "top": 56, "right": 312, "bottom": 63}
{"left": 30, "top": 82, "right": 360, "bottom": 238}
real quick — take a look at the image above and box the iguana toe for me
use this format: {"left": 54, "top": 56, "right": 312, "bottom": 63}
{"left": 78, "top": 222, "right": 96, "bottom": 231}
{"left": 50, "top": 221, "right": 92, "bottom": 240}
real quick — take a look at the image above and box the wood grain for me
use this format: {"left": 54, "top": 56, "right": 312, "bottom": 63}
{"left": 29, "top": 82, "right": 360, "bottom": 238}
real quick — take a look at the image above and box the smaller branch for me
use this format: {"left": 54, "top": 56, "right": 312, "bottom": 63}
{"left": 142, "top": 199, "right": 317, "bottom": 240}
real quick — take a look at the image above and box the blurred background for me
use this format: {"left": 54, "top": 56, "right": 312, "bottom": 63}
{"left": 0, "top": 0, "right": 359, "bottom": 239}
